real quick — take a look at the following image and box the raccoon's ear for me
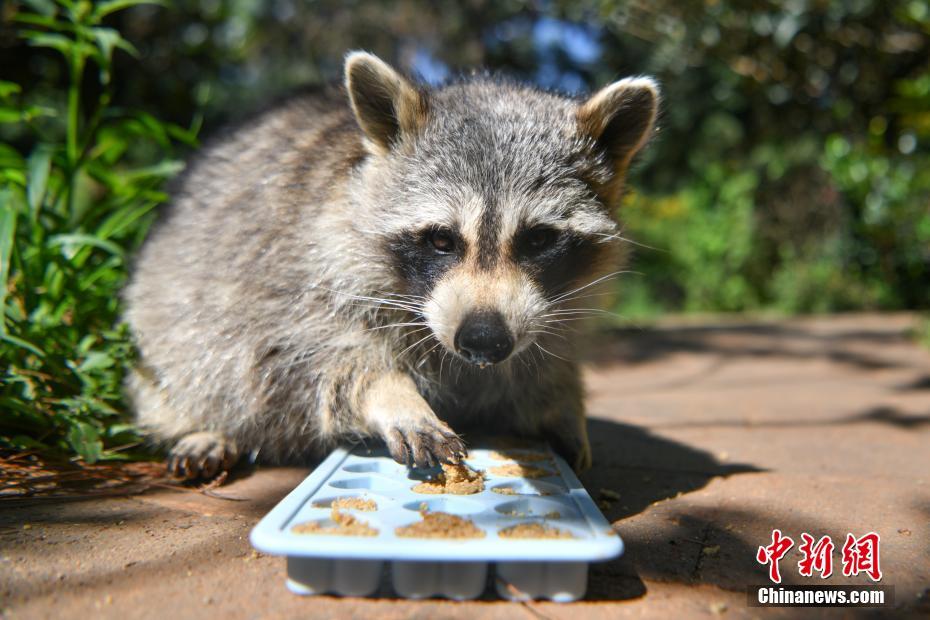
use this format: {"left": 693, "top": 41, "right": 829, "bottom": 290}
{"left": 345, "top": 51, "right": 428, "bottom": 153}
{"left": 577, "top": 77, "right": 660, "bottom": 174}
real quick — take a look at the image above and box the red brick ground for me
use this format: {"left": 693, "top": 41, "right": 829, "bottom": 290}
{"left": 3, "top": 314, "right": 929, "bottom": 619}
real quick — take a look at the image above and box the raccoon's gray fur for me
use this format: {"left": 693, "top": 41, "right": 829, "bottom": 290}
{"left": 123, "top": 52, "right": 659, "bottom": 478}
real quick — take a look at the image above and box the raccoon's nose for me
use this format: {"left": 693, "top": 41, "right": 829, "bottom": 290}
{"left": 454, "top": 311, "right": 514, "bottom": 366}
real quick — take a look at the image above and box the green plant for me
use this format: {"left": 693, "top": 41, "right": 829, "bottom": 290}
{"left": 1, "top": 0, "right": 196, "bottom": 462}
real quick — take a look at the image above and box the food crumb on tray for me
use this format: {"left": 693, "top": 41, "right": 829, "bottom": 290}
{"left": 498, "top": 523, "right": 575, "bottom": 539}
{"left": 488, "top": 450, "right": 550, "bottom": 462}
{"left": 487, "top": 463, "right": 554, "bottom": 479}
{"left": 291, "top": 508, "right": 377, "bottom": 537}
{"left": 502, "top": 510, "right": 561, "bottom": 519}
{"left": 498, "top": 523, "right": 575, "bottom": 538}
{"left": 395, "top": 510, "right": 485, "bottom": 539}
{"left": 491, "top": 486, "right": 551, "bottom": 496}
{"left": 312, "top": 496, "right": 377, "bottom": 511}
{"left": 412, "top": 462, "right": 485, "bottom": 495}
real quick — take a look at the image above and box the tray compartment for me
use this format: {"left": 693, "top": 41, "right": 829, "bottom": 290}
{"left": 392, "top": 561, "right": 488, "bottom": 600}
{"left": 286, "top": 557, "right": 383, "bottom": 596}
{"left": 250, "top": 442, "right": 623, "bottom": 601}
{"left": 496, "top": 561, "right": 588, "bottom": 602}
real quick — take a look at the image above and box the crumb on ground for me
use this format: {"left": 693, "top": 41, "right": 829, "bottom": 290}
{"left": 598, "top": 488, "right": 620, "bottom": 501}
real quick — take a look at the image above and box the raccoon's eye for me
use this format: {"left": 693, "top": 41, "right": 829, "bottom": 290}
{"left": 428, "top": 228, "right": 456, "bottom": 253}
{"left": 522, "top": 226, "right": 558, "bottom": 252}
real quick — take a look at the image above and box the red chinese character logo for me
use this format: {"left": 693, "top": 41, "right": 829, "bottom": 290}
{"left": 841, "top": 532, "right": 882, "bottom": 582}
{"left": 756, "top": 529, "right": 795, "bottom": 583}
{"left": 798, "top": 533, "right": 834, "bottom": 578}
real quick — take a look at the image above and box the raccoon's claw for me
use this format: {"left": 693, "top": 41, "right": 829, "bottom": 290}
{"left": 167, "top": 432, "right": 238, "bottom": 480}
{"left": 384, "top": 423, "right": 467, "bottom": 469}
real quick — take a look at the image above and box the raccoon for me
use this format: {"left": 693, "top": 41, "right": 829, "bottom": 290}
{"left": 122, "top": 51, "right": 659, "bottom": 479}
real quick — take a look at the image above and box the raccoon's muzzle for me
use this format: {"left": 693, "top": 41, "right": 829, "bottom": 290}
{"left": 453, "top": 310, "right": 514, "bottom": 367}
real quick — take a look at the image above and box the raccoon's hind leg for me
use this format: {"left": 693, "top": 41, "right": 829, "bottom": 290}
{"left": 533, "top": 372, "right": 592, "bottom": 472}
{"left": 167, "top": 432, "right": 239, "bottom": 480}
{"left": 126, "top": 366, "right": 239, "bottom": 479}
{"left": 360, "top": 372, "right": 467, "bottom": 468}
{"left": 543, "top": 411, "right": 592, "bottom": 473}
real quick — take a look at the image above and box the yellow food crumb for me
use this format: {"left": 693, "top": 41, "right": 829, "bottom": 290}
{"left": 395, "top": 511, "right": 485, "bottom": 539}
{"left": 499, "top": 523, "right": 575, "bottom": 539}
{"left": 291, "top": 509, "right": 378, "bottom": 537}
{"left": 412, "top": 463, "right": 484, "bottom": 495}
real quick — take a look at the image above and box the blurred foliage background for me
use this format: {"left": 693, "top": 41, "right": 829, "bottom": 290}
{"left": 1, "top": 0, "right": 928, "bottom": 460}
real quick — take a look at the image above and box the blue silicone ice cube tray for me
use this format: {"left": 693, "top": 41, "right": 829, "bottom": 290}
{"left": 249, "top": 440, "right": 623, "bottom": 601}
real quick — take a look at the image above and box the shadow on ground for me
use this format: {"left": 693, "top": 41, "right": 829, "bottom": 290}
{"left": 586, "top": 322, "right": 913, "bottom": 372}
{"left": 579, "top": 418, "right": 762, "bottom": 601}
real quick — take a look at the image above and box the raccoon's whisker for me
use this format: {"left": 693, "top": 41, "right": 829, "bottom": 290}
{"left": 439, "top": 349, "right": 449, "bottom": 382}
{"left": 548, "top": 291, "right": 616, "bottom": 306}
{"left": 363, "top": 322, "right": 429, "bottom": 332}
{"left": 541, "top": 308, "right": 612, "bottom": 317}
{"left": 543, "top": 316, "right": 606, "bottom": 324}
{"left": 551, "top": 276, "right": 641, "bottom": 307}
{"left": 525, "top": 344, "right": 544, "bottom": 381}
{"left": 348, "top": 299, "right": 423, "bottom": 313}
{"left": 396, "top": 332, "right": 437, "bottom": 360}
{"left": 313, "top": 286, "right": 424, "bottom": 313}
{"left": 379, "top": 292, "right": 428, "bottom": 302}
{"left": 590, "top": 231, "right": 666, "bottom": 253}
{"left": 544, "top": 307, "right": 632, "bottom": 322}
{"left": 416, "top": 340, "right": 443, "bottom": 368}
{"left": 541, "top": 310, "right": 622, "bottom": 322}
{"left": 528, "top": 329, "right": 569, "bottom": 342}
{"left": 277, "top": 353, "right": 318, "bottom": 371}
{"left": 546, "top": 270, "right": 634, "bottom": 305}
{"left": 534, "top": 341, "right": 572, "bottom": 363}
{"left": 345, "top": 301, "right": 424, "bottom": 317}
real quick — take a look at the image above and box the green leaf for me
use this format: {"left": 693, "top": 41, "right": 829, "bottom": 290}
{"left": 0, "top": 144, "right": 26, "bottom": 173}
{"left": 1, "top": 333, "right": 46, "bottom": 357}
{"left": 92, "top": 0, "right": 167, "bottom": 21}
{"left": 86, "top": 27, "right": 139, "bottom": 83}
{"left": 48, "top": 233, "right": 125, "bottom": 260}
{"left": 13, "top": 12, "right": 68, "bottom": 30}
{"left": 22, "top": 0, "right": 58, "bottom": 17}
{"left": 122, "top": 160, "right": 185, "bottom": 180}
{"left": 0, "top": 196, "right": 16, "bottom": 337}
{"left": 78, "top": 351, "right": 115, "bottom": 372}
{"left": 23, "top": 31, "right": 74, "bottom": 56}
{"left": 7, "top": 434, "right": 49, "bottom": 450}
{"left": 0, "top": 106, "right": 22, "bottom": 124}
{"left": 105, "top": 423, "right": 138, "bottom": 437}
{"left": 27, "top": 145, "right": 53, "bottom": 215}
{"left": 21, "top": 104, "right": 58, "bottom": 121}
{"left": 67, "top": 421, "right": 103, "bottom": 464}
{"left": 96, "top": 202, "right": 157, "bottom": 239}
{"left": 0, "top": 81, "right": 22, "bottom": 100}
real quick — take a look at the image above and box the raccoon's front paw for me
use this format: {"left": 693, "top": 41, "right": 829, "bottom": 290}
{"left": 383, "top": 419, "right": 467, "bottom": 469}
{"left": 167, "top": 432, "right": 239, "bottom": 480}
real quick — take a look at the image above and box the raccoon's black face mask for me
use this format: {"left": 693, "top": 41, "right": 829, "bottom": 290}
{"left": 345, "top": 52, "right": 658, "bottom": 366}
